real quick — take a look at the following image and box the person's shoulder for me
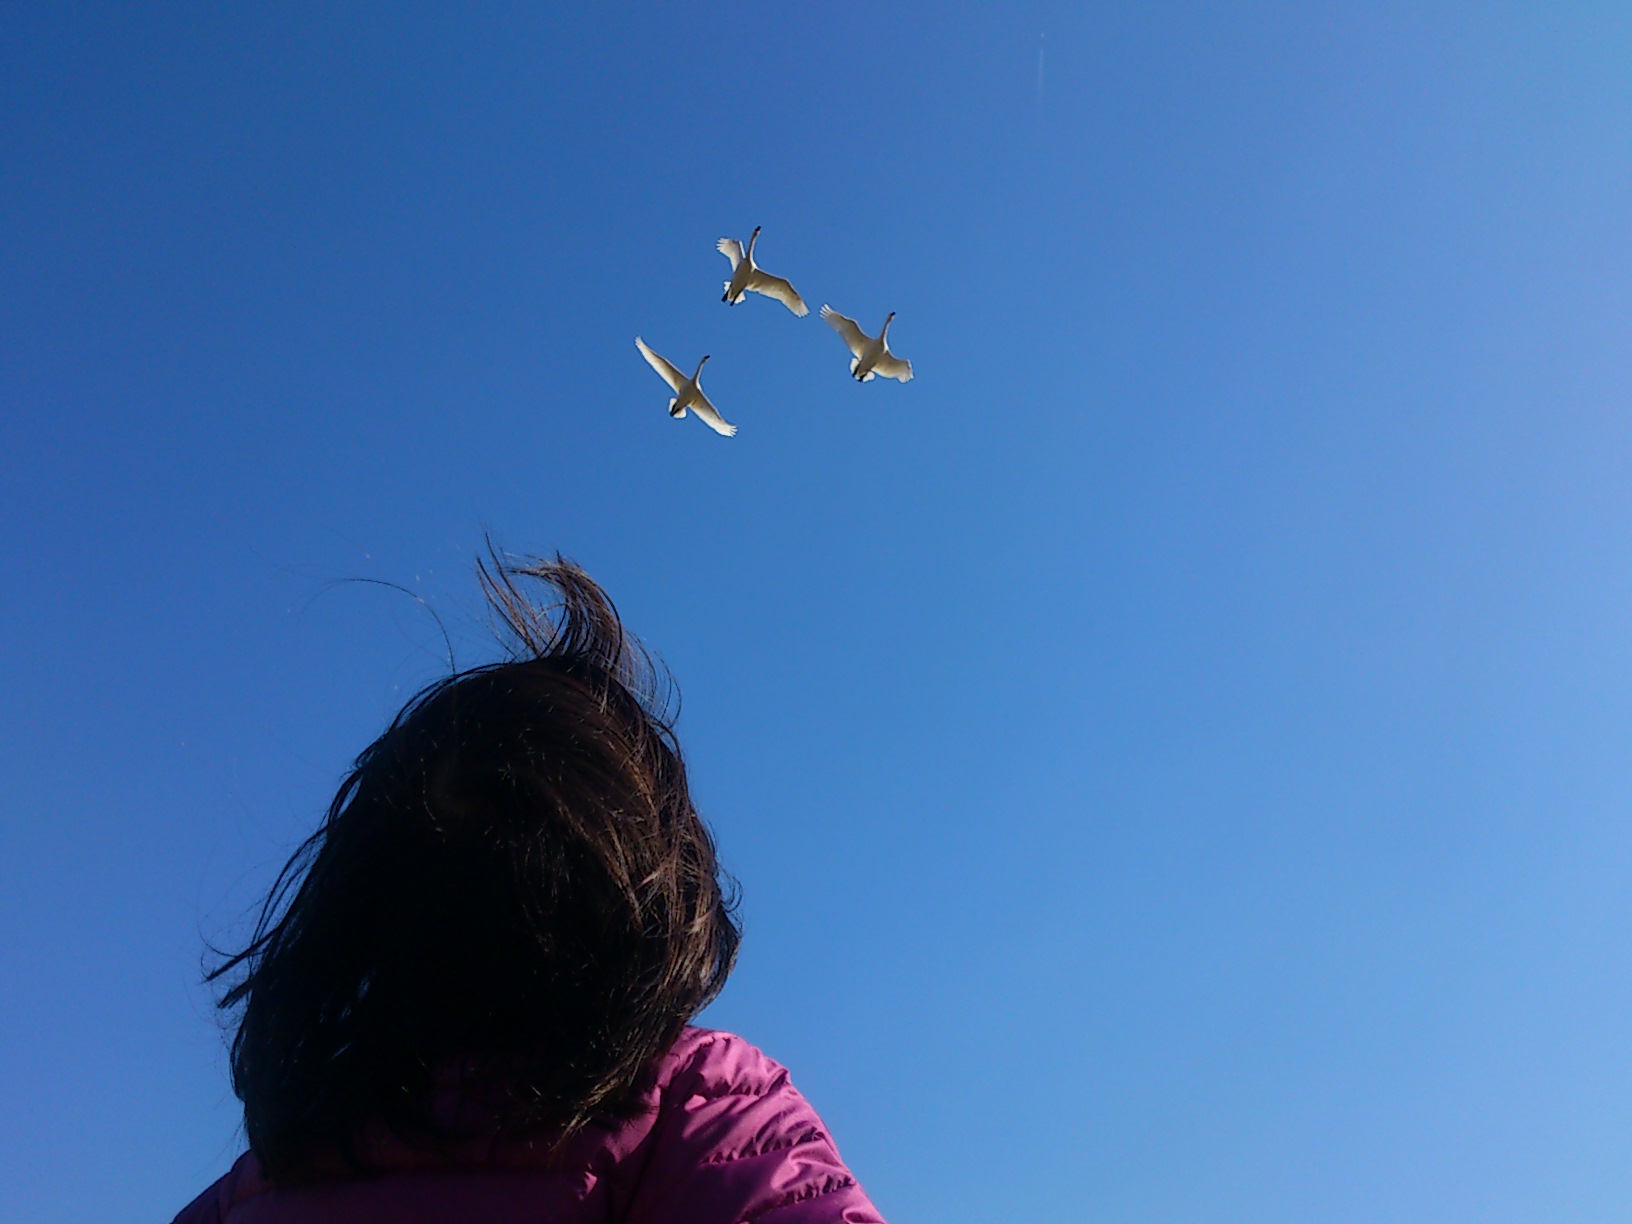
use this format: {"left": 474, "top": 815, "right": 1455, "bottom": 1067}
{"left": 629, "top": 1027, "right": 887, "bottom": 1223}
{"left": 659, "top": 1026, "right": 795, "bottom": 1099}
{"left": 169, "top": 1153, "right": 261, "bottom": 1224}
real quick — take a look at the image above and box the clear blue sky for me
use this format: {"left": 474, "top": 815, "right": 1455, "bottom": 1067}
{"left": 4, "top": 4, "right": 1631, "bottom": 1220}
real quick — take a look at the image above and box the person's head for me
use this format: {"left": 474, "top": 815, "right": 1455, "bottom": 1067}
{"left": 209, "top": 553, "right": 740, "bottom": 1180}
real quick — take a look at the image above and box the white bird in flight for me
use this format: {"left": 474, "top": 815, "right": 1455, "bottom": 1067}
{"left": 717, "top": 226, "right": 808, "bottom": 316}
{"left": 819, "top": 306, "right": 913, "bottom": 383}
{"left": 634, "top": 337, "right": 736, "bottom": 437}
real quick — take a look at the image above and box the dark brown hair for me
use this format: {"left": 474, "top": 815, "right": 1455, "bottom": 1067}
{"left": 208, "top": 552, "right": 740, "bottom": 1180}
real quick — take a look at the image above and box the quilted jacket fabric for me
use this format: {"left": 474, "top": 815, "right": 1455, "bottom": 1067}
{"left": 170, "top": 1028, "right": 884, "bottom": 1224}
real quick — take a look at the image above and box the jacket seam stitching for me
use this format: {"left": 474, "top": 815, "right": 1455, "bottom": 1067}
{"left": 700, "top": 1129, "right": 825, "bottom": 1165}
{"left": 740, "top": 1172, "right": 858, "bottom": 1221}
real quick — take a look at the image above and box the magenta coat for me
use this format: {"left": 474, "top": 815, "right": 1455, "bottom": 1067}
{"left": 171, "top": 1028, "right": 885, "bottom": 1224}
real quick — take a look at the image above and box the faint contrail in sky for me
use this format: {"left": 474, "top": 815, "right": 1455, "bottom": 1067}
{"left": 1037, "top": 32, "right": 1046, "bottom": 98}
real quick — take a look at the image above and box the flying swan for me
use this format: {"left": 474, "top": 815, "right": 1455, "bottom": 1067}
{"left": 717, "top": 226, "right": 808, "bottom": 316}
{"left": 819, "top": 306, "right": 913, "bottom": 382}
{"left": 634, "top": 337, "right": 737, "bottom": 437}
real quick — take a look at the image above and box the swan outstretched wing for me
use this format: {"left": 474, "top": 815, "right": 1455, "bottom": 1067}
{"left": 716, "top": 237, "right": 745, "bottom": 270}
{"left": 635, "top": 337, "right": 686, "bottom": 393}
{"left": 690, "top": 391, "right": 737, "bottom": 437}
{"left": 872, "top": 352, "right": 913, "bottom": 382}
{"left": 820, "top": 305, "right": 869, "bottom": 358}
{"left": 747, "top": 270, "right": 808, "bottom": 316}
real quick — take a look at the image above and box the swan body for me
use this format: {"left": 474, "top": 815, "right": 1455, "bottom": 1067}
{"left": 819, "top": 306, "right": 913, "bottom": 383}
{"left": 717, "top": 226, "right": 808, "bottom": 316}
{"left": 634, "top": 337, "right": 736, "bottom": 437}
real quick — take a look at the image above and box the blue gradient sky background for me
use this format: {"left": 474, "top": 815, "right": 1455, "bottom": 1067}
{"left": 4, "top": 5, "right": 1631, "bottom": 1221}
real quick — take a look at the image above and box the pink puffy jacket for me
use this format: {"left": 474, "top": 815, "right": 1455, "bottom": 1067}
{"left": 171, "top": 1028, "right": 885, "bottom": 1224}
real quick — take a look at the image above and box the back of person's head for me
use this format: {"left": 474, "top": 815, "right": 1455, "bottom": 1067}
{"left": 209, "top": 553, "right": 740, "bottom": 1181}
